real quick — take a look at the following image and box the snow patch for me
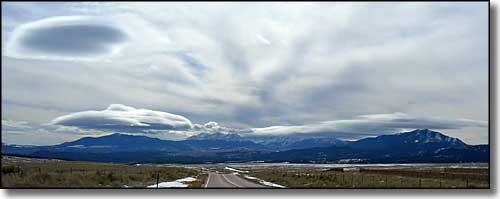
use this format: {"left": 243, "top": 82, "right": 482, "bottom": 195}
{"left": 67, "top": 145, "right": 85, "bottom": 148}
{"left": 175, "top": 177, "right": 197, "bottom": 182}
{"left": 244, "top": 176, "right": 258, "bottom": 180}
{"left": 337, "top": 158, "right": 365, "bottom": 163}
{"left": 147, "top": 176, "right": 196, "bottom": 188}
{"left": 224, "top": 167, "right": 249, "bottom": 173}
{"left": 147, "top": 181, "right": 186, "bottom": 188}
{"left": 243, "top": 175, "right": 286, "bottom": 188}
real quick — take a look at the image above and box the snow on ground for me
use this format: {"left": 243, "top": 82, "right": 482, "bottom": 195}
{"left": 243, "top": 175, "right": 286, "bottom": 188}
{"left": 146, "top": 176, "right": 197, "bottom": 188}
{"left": 147, "top": 181, "right": 186, "bottom": 188}
{"left": 224, "top": 166, "right": 249, "bottom": 173}
{"left": 176, "top": 177, "right": 197, "bottom": 182}
{"left": 260, "top": 181, "right": 286, "bottom": 188}
{"left": 243, "top": 176, "right": 257, "bottom": 180}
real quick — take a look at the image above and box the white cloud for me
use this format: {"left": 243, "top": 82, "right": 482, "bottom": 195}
{"left": 256, "top": 34, "right": 271, "bottom": 46}
{"left": 2, "top": 118, "right": 103, "bottom": 145}
{"left": 251, "top": 113, "right": 488, "bottom": 136}
{"left": 2, "top": 119, "right": 32, "bottom": 131}
{"left": 2, "top": 109, "right": 488, "bottom": 145}
{"left": 1, "top": 2, "right": 489, "bottom": 144}
{"left": 5, "top": 15, "right": 129, "bottom": 61}
{"left": 51, "top": 104, "right": 194, "bottom": 132}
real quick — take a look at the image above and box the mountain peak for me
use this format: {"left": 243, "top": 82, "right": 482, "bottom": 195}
{"left": 102, "top": 133, "right": 135, "bottom": 138}
{"left": 397, "top": 129, "right": 465, "bottom": 145}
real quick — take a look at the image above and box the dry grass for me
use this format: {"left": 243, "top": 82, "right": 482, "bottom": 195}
{"left": 1, "top": 159, "right": 199, "bottom": 188}
{"left": 247, "top": 167, "right": 489, "bottom": 188}
{"left": 188, "top": 173, "right": 208, "bottom": 188}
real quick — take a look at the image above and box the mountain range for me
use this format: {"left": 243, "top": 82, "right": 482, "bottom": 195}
{"left": 1, "top": 129, "right": 488, "bottom": 164}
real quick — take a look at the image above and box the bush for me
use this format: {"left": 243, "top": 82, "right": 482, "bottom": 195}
{"left": 2, "top": 166, "right": 20, "bottom": 174}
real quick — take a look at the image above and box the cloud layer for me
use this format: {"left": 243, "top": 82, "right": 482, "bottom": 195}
{"left": 251, "top": 113, "right": 488, "bottom": 136}
{"left": 1, "top": 2, "right": 488, "bottom": 144}
{"left": 5, "top": 16, "right": 129, "bottom": 60}
{"left": 51, "top": 104, "right": 194, "bottom": 132}
{"left": 45, "top": 104, "right": 487, "bottom": 143}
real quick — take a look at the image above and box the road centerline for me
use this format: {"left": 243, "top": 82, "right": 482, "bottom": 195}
{"left": 203, "top": 173, "right": 211, "bottom": 188}
{"left": 221, "top": 174, "right": 243, "bottom": 188}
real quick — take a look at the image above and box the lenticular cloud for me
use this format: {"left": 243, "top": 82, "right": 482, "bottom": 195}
{"left": 6, "top": 16, "right": 129, "bottom": 60}
{"left": 251, "top": 113, "right": 488, "bottom": 136}
{"left": 51, "top": 104, "right": 193, "bottom": 133}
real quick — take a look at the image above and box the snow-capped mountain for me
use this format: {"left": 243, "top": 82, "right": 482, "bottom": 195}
{"left": 349, "top": 129, "right": 467, "bottom": 151}
{"left": 187, "top": 132, "right": 244, "bottom": 141}
{"left": 1, "top": 129, "right": 488, "bottom": 164}
{"left": 247, "top": 135, "right": 347, "bottom": 150}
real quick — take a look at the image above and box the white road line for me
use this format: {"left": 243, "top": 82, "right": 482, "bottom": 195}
{"left": 222, "top": 174, "right": 243, "bottom": 188}
{"left": 203, "top": 173, "right": 211, "bottom": 188}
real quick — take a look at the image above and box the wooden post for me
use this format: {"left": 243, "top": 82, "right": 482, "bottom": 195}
{"left": 418, "top": 173, "right": 421, "bottom": 188}
{"left": 342, "top": 174, "right": 344, "bottom": 185}
{"left": 465, "top": 177, "right": 469, "bottom": 188}
{"left": 156, "top": 173, "right": 160, "bottom": 188}
{"left": 352, "top": 173, "right": 355, "bottom": 188}
{"left": 385, "top": 175, "right": 388, "bottom": 187}
{"left": 439, "top": 173, "right": 442, "bottom": 188}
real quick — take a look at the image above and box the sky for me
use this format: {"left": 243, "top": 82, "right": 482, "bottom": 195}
{"left": 1, "top": 2, "right": 489, "bottom": 145}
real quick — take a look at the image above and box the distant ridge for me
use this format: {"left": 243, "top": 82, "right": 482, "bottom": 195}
{"left": 2, "top": 129, "right": 488, "bottom": 164}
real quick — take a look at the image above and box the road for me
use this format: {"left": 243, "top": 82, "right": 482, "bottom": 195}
{"left": 203, "top": 173, "right": 268, "bottom": 188}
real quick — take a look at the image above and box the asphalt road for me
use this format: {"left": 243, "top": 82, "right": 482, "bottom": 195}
{"left": 204, "top": 173, "right": 268, "bottom": 188}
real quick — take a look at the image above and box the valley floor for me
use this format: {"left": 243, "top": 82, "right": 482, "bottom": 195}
{"left": 213, "top": 163, "right": 489, "bottom": 188}
{"left": 1, "top": 155, "right": 202, "bottom": 188}
{"left": 1, "top": 155, "right": 489, "bottom": 188}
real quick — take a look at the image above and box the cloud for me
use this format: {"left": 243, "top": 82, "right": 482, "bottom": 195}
{"left": 2, "top": 119, "right": 32, "bottom": 132}
{"left": 256, "top": 34, "right": 271, "bottom": 45}
{"left": 1, "top": 2, "right": 488, "bottom": 144}
{"left": 2, "top": 118, "right": 101, "bottom": 145}
{"left": 5, "top": 15, "right": 129, "bottom": 60}
{"left": 2, "top": 108, "right": 488, "bottom": 145}
{"left": 51, "top": 105, "right": 487, "bottom": 139}
{"left": 2, "top": 118, "right": 100, "bottom": 135}
{"left": 192, "top": 121, "right": 250, "bottom": 134}
{"left": 251, "top": 113, "right": 488, "bottom": 136}
{"left": 51, "top": 104, "right": 194, "bottom": 132}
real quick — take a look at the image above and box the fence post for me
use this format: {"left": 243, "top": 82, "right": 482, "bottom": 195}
{"left": 385, "top": 175, "right": 388, "bottom": 187}
{"left": 156, "top": 173, "right": 160, "bottom": 188}
{"left": 352, "top": 173, "right": 355, "bottom": 188}
{"left": 439, "top": 173, "right": 442, "bottom": 188}
{"left": 418, "top": 173, "right": 421, "bottom": 188}
{"left": 465, "top": 177, "right": 468, "bottom": 188}
{"left": 341, "top": 174, "right": 344, "bottom": 185}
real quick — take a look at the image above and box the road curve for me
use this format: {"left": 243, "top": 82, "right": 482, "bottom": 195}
{"left": 204, "top": 173, "right": 268, "bottom": 188}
